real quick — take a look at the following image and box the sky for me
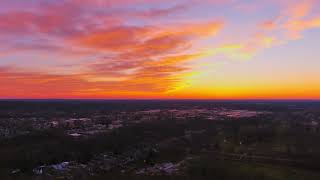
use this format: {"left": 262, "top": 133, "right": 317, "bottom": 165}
{"left": 0, "top": 0, "right": 320, "bottom": 99}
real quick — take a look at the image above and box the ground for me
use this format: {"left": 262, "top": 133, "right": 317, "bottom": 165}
{"left": 0, "top": 100, "right": 320, "bottom": 179}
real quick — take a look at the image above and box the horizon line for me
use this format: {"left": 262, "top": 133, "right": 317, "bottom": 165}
{"left": 1, "top": 98, "right": 320, "bottom": 102}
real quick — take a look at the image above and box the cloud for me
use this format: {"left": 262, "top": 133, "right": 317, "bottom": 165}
{"left": 238, "top": 0, "right": 320, "bottom": 58}
{"left": 1, "top": 0, "right": 319, "bottom": 98}
{"left": 259, "top": 0, "right": 320, "bottom": 39}
{"left": 284, "top": 17, "right": 320, "bottom": 39}
{"left": 67, "top": 19, "right": 223, "bottom": 92}
{"left": 0, "top": 0, "right": 226, "bottom": 98}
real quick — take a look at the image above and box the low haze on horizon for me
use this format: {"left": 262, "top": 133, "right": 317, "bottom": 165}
{"left": 1, "top": 0, "right": 320, "bottom": 99}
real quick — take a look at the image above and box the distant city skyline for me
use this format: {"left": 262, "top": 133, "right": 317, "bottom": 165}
{"left": 1, "top": 0, "right": 320, "bottom": 99}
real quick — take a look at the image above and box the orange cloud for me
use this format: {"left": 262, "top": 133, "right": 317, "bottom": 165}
{"left": 285, "top": 17, "right": 320, "bottom": 39}
{"left": 250, "top": 0, "right": 320, "bottom": 55}
{"left": 1, "top": 0, "right": 319, "bottom": 99}
{"left": 69, "top": 20, "right": 224, "bottom": 94}
{"left": 0, "top": 0, "right": 225, "bottom": 98}
{"left": 0, "top": 66, "right": 168, "bottom": 98}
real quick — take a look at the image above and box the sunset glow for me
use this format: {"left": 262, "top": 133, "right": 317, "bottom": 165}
{"left": 1, "top": 0, "right": 320, "bottom": 99}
